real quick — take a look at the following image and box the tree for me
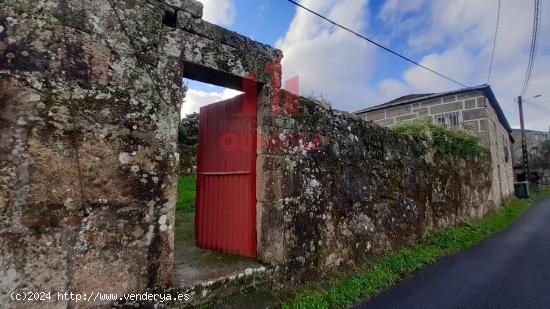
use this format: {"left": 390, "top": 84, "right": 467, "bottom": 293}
{"left": 177, "top": 113, "right": 199, "bottom": 175}
{"left": 531, "top": 140, "right": 550, "bottom": 170}
{"left": 529, "top": 140, "right": 550, "bottom": 185}
{"left": 178, "top": 113, "right": 199, "bottom": 146}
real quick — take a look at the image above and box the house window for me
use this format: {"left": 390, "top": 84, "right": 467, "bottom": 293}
{"left": 535, "top": 134, "right": 540, "bottom": 141}
{"left": 432, "top": 111, "right": 461, "bottom": 128}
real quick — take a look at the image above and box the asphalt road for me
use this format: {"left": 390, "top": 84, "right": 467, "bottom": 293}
{"left": 354, "top": 197, "right": 550, "bottom": 309}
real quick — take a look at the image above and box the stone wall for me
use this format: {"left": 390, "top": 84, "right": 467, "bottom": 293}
{"left": 359, "top": 91, "right": 497, "bottom": 146}
{"left": 0, "top": 0, "right": 514, "bottom": 305}
{"left": 359, "top": 91, "right": 488, "bottom": 131}
{"left": 257, "top": 94, "right": 496, "bottom": 281}
{"left": 358, "top": 91, "right": 515, "bottom": 214}
{"left": 485, "top": 102, "right": 515, "bottom": 206}
{"left": 0, "top": 1, "right": 280, "bottom": 307}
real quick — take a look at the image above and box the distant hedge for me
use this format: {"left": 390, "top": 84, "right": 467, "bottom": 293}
{"left": 392, "top": 120, "right": 488, "bottom": 159}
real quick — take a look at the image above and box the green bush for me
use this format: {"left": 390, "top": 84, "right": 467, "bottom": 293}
{"left": 392, "top": 120, "right": 487, "bottom": 159}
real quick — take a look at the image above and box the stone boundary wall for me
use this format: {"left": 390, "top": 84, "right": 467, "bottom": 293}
{"left": 0, "top": 1, "right": 280, "bottom": 307}
{"left": 0, "top": 0, "right": 510, "bottom": 305}
{"left": 257, "top": 93, "right": 496, "bottom": 282}
{"left": 358, "top": 91, "right": 515, "bottom": 220}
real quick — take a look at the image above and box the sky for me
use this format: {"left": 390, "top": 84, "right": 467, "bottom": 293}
{"left": 183, "top": 0, "right": 550, "bottom": 131}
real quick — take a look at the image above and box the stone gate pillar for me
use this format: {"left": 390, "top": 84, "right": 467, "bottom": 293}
{"left": 0, "top": 0, "right": 281, "bottom": 307}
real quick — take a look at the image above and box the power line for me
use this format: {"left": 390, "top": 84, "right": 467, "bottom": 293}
{"left": 521, "top": 0, "right": 541, "bottom": 96}
{"left": 529, "top": 104, "right": 550, "bottom": 115}
{"left": 286, "top": 0, "right": 469, "bottom": 88}
{"left": 523, "top": 98, "right": 550, "bottom": 114}
{"left": 487, "top": 0, "right": 501, "bottom": 84}
{"left": 527, "top": 101, "right": 550, "bottom": 114}
{"left": 524, "top": 0, "right": 541, "bottom": 94}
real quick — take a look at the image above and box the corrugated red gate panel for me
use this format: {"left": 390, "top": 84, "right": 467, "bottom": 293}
{"left": 195, "top": 93, "right": 256, "bottom": 258}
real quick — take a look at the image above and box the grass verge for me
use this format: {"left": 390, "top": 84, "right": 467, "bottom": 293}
{"left": 176, "top": 175, "right": 196, "bottom": 213}
{"left": 283, "top": 188, "right": 550, "bottom": 309}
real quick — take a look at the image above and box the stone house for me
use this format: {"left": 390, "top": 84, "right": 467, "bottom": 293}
{"left": 511, "top": 128, "right": 550, "bottom": 184}
{"left": 355, "top": 85, "right": 515, "bottom": 206}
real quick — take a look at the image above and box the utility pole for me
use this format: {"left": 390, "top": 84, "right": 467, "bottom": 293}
{"left": 518, "top": 96, "right": 530, "bottom": 181}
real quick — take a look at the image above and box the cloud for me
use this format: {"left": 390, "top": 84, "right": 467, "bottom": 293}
{"left": 198, "top": 0, "right": 236, "bottom": 26}
{"left": 385, "top": 0, "right": 550, "bottom": 130}
{"left": 276, "top": 0, "right": 377, "bottom": 111}
{"left": 403, "top": 47, "right": 474, "bottom": 92}
{"left": 181, "top": 87, "right": 242, "bottom": 118}
{"left": 379, "top": 0, "right": 426, "bottom": 24}
{"left": 276, "top": 0, "right": 550, "bottom": 130}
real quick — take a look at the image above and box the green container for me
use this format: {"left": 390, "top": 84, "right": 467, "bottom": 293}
{"left": 514, "top": 181, "right": 530, "bottom": 198}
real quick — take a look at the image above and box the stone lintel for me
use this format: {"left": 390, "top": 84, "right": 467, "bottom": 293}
{"left": 166, "top": 27, "right": 280, "bottom": 86}
{"left": 429, "top": 101, "right": 463, "bottom": 114}
{"left": 176, "top": 10, "right": 282, "bottom": 60}
{"left": 375, "top": 117, "right": 395, "bottom": 127}
{"left": 386, "top": 105, "right": 412, "bottom": 117}
{"left": 161, "top": 0, "right": 203, "bottom": 18}
{"left": 463, "top": 108, "right": 487, "bottom": 121}
{"left": 366, "top": 110, "right": 385, "bottom": 121}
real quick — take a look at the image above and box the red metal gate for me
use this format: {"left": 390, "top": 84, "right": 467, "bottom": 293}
{"left": 195, "top": 93, "right": 256, "bottom": 258}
